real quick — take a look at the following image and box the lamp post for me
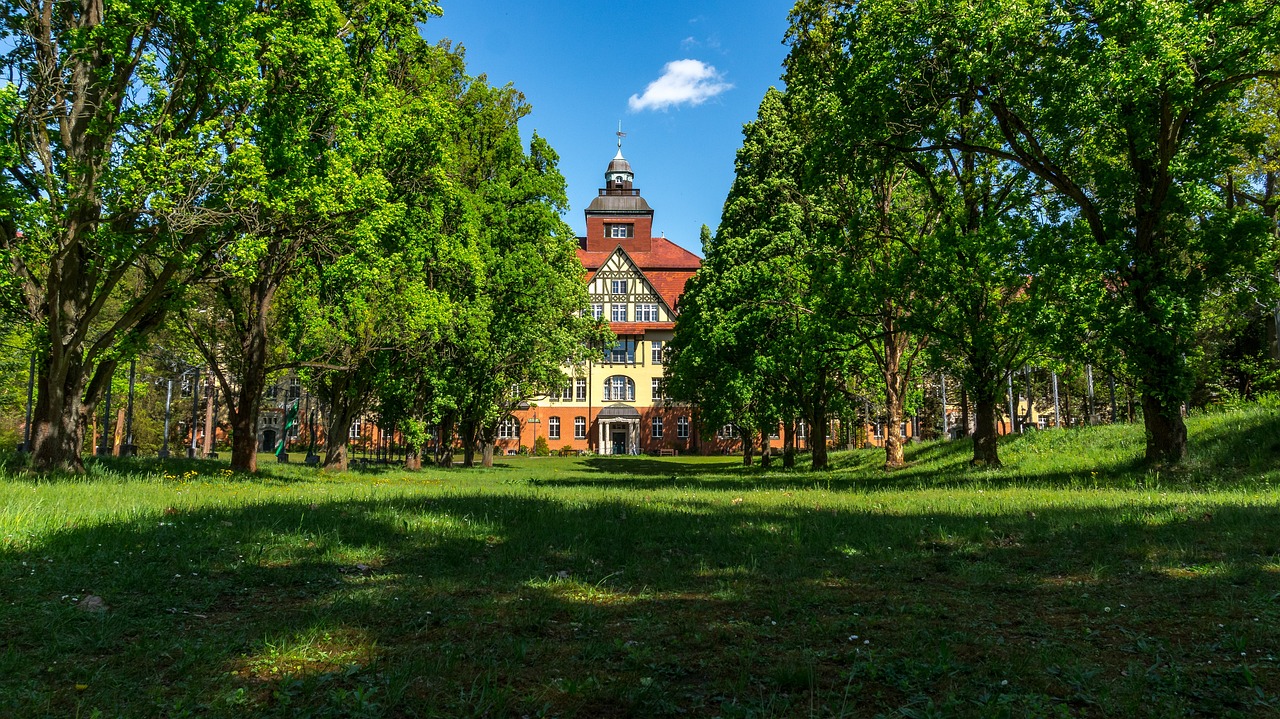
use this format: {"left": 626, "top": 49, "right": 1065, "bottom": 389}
{"left": 527, "top": 404, "right": 540, "bottom": 456}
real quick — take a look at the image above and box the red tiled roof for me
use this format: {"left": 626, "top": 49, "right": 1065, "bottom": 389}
{"left": 577, "top": 237, "right": 701, "bottom": 313}
{"left": 609, "top": 322, "right": 675, "bottom": 334}
{"left": 576, "top": 236, "right": 702, "bottom": 271}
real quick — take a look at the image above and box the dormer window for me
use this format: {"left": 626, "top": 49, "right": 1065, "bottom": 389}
{"left": 605, "top": 223, "right": 634, "bottom": 238}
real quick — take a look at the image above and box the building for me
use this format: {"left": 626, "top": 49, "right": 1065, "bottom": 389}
{"left": 500, "top": 140, "right": 703, "bottom": 455}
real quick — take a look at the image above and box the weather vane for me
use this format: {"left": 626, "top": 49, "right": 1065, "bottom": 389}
{"left": 616, "top": 120, "right": 626, "bottom": 150}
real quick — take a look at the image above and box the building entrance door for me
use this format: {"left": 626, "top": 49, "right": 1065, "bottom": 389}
{"left": 261, "top": 429, "right": 276, "bottom": 452}
{"left": 611, "top": 430, "right": 626, "bottom": 456}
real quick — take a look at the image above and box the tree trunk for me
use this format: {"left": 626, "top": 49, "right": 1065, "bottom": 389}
{"left": 959, "top": 387, "right": 970, "bottom": 438}
{"left": 971, "top": 377, "right": 1002, "bottom": 467}
{"left": 404, "top": 444, "right": 421, "bottom": 471}
{"left": 783, "top": 421, "right": 796, "bottom": 469}
{"left": 1142, "top": 391, "right": 1187, "bottom": 464}
{"left": 112, "top": 407, "right": 125, "bottom": 455}
{"left": 435, "top": 414, "right": 456, "bottom": 467}
{"left": 229, "top": 419, "right": 261, "bottom": 472}
{"left": 322, "top": 423, "right": 351, "bottom": 472}
{"left": 202, "top": 390, "right": 215, "bottom": 456}
{"left": 461, "top": 419, "right": 477, "bottom": 468}
{"left": 760, "top": 429, "right": 772, "bottom": 468}
{"left": 481, "top": 440, "right": 496, "bottom": 468}
{"left": 31, "top": 351, "right": 93, "bottom": 473}
{"left": 809, "top": 406, "right": 829, "bottom": 471}
{"left": 740, "top": 427, "right": 754, "bottom": 466}
{"left": 883, "top": 361, "right": 906, "bottom": 469}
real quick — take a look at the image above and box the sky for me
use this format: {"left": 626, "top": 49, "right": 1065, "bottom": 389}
{"left": 421, "top": 1, "right": 795, "bottom": 257}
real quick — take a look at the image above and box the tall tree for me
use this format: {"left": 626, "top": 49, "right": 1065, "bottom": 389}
{"left": 789, "top": 0, "right": 1280, "bottom": 464}
{"left": 1, "top": 0, "right": 258, "bottom": 471}
{"left": 186, "top": 0, "right": 436, "bottom": 473}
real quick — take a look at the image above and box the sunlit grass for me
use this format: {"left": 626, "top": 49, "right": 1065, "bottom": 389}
{"left": 2, "top": 406, "right": 1279, "bottom": 717}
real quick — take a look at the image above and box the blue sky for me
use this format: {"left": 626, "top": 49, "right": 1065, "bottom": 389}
{"left": 422, "top": 1, "right": 794, "bottom": 256}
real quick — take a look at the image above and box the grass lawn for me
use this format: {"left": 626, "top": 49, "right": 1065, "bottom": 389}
{"left": 3, "top": 406, "right": 1280, "bottom": 718}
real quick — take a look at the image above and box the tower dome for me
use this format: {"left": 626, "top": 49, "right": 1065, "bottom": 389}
{"left": 606, "top": 147, "right": 634, "bottom": 188}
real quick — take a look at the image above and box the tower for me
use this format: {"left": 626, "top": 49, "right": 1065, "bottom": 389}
{"left": 583, "top": 134, "right": 654, "bottom": 254}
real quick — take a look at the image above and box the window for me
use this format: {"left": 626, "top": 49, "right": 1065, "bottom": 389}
{"left": 575, "top": 378, "right": 587, "bottom": 401}
{"left": 635, "top": 304, "right": 659, "bottom": 322}
{"left": 288, "top": 377, "right": 301, "bottom": 400}
{"left": 549, "top": 417, "right": 561, "bottom": 440}
{"left": 798, "top": 420, "right": 808, "bottom": 439}
{"left": 559, "top": 383, "right": 572, "bottom": 401}
{"left": 574, "top": 416, "right": 587, "bottom": 439}
{"left": 611, "top": 279, "right": 628, "bottom": 295}
{"left": 590, "top": 304, "right": 604, "bottom": 320}
{"left": 651, "top": 416, "right": 664, "bottom": 438}
{"left": 604, "top": 376, "right": 636, "bottom": 402}
{"left": 770, "top": 427, "right": 780, "bottom": 440}
{"left": 718, "top": 424, "right": 737, "bottom": 439}
{"left": 651, "top": 340, "right": 665, "bottom": 364}
{"left": 874, "top": 423, "right": 884, "bottom": 439}
{"left": 498, "top": 417, "right": 520, "bottom": 440}
{"left": 606, "top": 223, "right": 634, "bottom": 238}
{"left": 651, "top": 378, "right": 665, "bottom": 401}
{"left": 677, "top": 416, "right": 690, "bottom": 439}
{"left": 611, "top": 303, "right": 628, "bottom": 322}
{"left": 606, "top": 340, "right": 636, "bottom": 364}
{"left": 263, "top": 414, "right": 279, "bottom": 428}
{"left": 349, "top": 420, "right": 361, "bottom": 439}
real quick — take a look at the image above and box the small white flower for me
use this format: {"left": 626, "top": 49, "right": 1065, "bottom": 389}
{"left": 1001, "top": 680, "right": 1008, "bottom": 686}
{"left": 848, "top": 635, "right": 858, "bottom": 641}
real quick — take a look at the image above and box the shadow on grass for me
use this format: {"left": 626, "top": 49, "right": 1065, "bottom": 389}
{"left": 4, "top": 486, "right": 1280, "bottom": 717}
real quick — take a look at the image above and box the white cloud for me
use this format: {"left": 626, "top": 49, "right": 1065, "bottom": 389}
{"left": 628, "top": 59, "right": 733, "bottom": 112}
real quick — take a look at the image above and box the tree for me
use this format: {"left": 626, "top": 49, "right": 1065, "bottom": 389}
{"left": 1, "top": 0, "right": 258, "bottom": 471}
{"left": 669, "top": 90, "right": 849, "bottom": 470}
{"left": 789, "top": 0, "right": 1280, "bottom": 464}
{"left": 186, "top": 0, "right": 436, "bottom": 473}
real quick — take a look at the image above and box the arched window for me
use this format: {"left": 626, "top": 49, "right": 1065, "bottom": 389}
{"left": 603, "top": 376, "right": 635, "bottom": 402}
{"left": 498, "top": 416, "right": 520, "bottom": 439}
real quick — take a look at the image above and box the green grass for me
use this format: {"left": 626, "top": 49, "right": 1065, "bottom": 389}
{"left": 3, "top": 407, "right": 1280, "bottom": 717}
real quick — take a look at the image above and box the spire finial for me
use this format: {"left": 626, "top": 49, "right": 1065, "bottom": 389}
{"left": 616, "top": 121, "right": 626, "bottom": 151}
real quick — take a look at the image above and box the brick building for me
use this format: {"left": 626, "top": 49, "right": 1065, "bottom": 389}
{"left": 499, "top": 140, "right": 704, "bottom": 455}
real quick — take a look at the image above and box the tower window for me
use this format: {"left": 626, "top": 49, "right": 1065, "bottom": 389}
{"left": 605, "top": 223, "right": 634, "bottom": 238}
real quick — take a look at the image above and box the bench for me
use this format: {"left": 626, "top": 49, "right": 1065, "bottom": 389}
{"left": 658, "top": 448, "right": 678, "bottom": 457}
